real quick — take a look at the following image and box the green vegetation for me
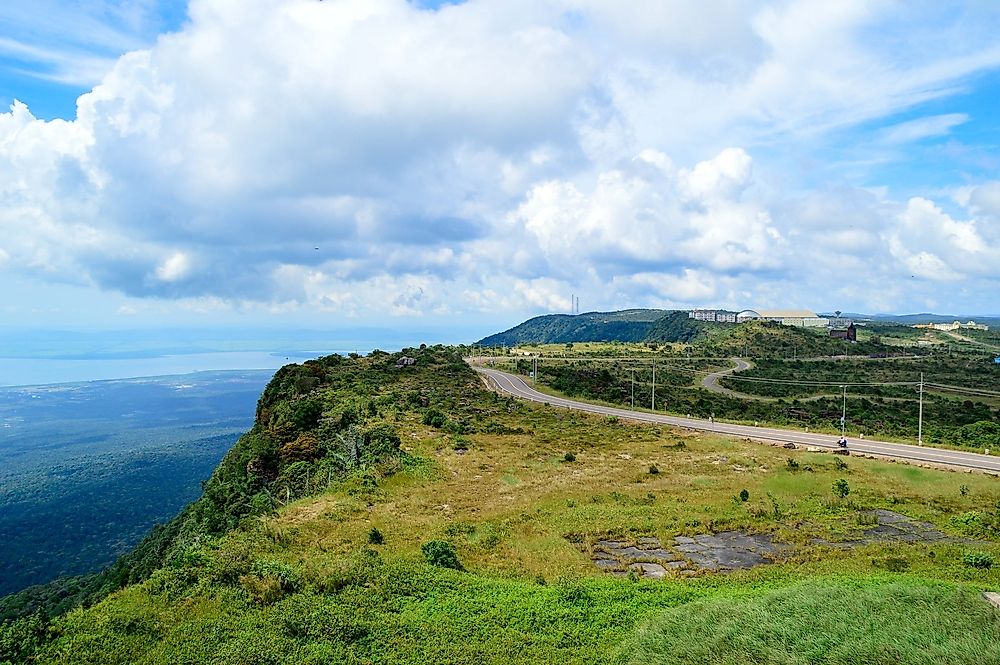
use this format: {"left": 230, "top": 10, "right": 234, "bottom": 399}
{"left": 422, "top": 540, "right": 463, "bottom": 570}
{"left": 478, "top": 309, "right": 708, "bottom": 346}
{"left": 485, "top": 317, "right": 999, "bottom": 448}
{"left": 621, "top": 580, "right": 1000, "bottom": 665}
{"left": 0, "top": 371, "right": 271, "bottom": 613}
{"left": 3, "top": 345, "right": 1000, "bottom": 664}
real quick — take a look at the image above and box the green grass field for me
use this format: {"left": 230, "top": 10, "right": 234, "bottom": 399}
{"left": 14, "top": 393, "right": 1000, "bottom": 663}
{"left": 5, "top": 350, "right": 999, "bottom": 664}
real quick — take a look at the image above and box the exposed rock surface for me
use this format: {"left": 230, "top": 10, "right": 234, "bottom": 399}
{"left": 585, "top": 510, "right": 970, "bottom": 579}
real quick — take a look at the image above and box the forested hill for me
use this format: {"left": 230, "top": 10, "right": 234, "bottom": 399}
{"left": 478, "top": 309, "right": 708, "bottom": 346}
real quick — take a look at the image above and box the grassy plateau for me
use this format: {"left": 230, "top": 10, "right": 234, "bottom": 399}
{"left": 2, "top": 346, "right": 999, "bottom": 664}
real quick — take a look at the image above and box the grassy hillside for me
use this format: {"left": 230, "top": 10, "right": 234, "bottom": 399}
{"left": 4, "top": 347, "right": 1000, "bottom": 663}
{"left": 478, "top": 310, "right": 670, "bottom": 346}
{"left": 697, "top": 319, "right": 892, "bottom": 359}
{"left": 475, "top": 310, "right": 935, "bottom": 352}
{"left": 644, "top": 311, "right": 711, "bottom": 344}
{"left": 0, "top": 347, "right": 474, "bottom": 622}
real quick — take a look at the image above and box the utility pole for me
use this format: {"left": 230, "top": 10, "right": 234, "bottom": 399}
{"left": 840, "top": 385, "right": 847, "bottom": 437}
{"left": 631, "top": 368, "right": 635, "bottom": 409}
{"left": 532, "top": 357, "right": 537, "bottom": 385}
{"left": 918, "top": 372, "right": 924, "bottom": 445}
{"left": 651, "top": 359, "right": 656, "bottom": 411}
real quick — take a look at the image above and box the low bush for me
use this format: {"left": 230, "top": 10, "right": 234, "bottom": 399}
{"left": 421, "top": 541, "right": 462, "bottom": 570}
{"left": 961, "top": 551, "right": 995, "bottom": 569}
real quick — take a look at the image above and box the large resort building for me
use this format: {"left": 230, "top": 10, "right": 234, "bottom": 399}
{"left": 691, "top": 308, "right": 828, "bottom": 327}
{"left": 736, "top": 309, "right": 828, "bottom": 327}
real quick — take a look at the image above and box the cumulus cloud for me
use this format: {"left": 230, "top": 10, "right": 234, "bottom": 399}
{"left": 887, "top": 197, "right": 998, "bottom": 281}
{"left": 2, "top": 0, "right": 1000, "bottom": 318}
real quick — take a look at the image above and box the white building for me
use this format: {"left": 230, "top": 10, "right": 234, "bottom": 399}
{"left": 737, "top": 309, "right": 828, "bottom": 327}
{"left": 913, "top": 320, "right": 989, "bottom": 332}
{"left": 689, "top": 309, "right": 738, "bottom": 323}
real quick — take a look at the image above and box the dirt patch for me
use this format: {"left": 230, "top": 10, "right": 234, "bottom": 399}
{"left": 585, "top": 510, "right": 970, "bottom": 579}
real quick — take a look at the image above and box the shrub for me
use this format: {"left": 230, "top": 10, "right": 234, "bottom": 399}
{"left": 833, "top": 478, "right": 850, "bottom": 498}
{"left": 739, "top": 489, "right": 750, "bottom": 502}
{"left": 960, "top": 484, "right": 969, "bottom": 497}
{"left": 368, "top": 528, "right": 384, "bottom": 545}
{"left": 649, "top": 465, "right": 659, "bottom": 475}
{"left": 856, "top": 512, "right": 879, "bottom": 526}
{"left": 260, "top": 558, "right": 301, "bottom": 582}
{"left": 962, "top": 551, "right": 995, "bottom": 569}
{"left": 239, "top": 560, "right": 302, "bottom": 603}
{"left": 421, "top": 540, "right": 462, "bottom": 570}
{"left": 563, "top": 452, "right": 576, "bottom": 462}
{"left": 422, "top": 409, "right": 447, "bottom": 429}
{"left": 786, "top": 458, "right": 799, "bottom": 471}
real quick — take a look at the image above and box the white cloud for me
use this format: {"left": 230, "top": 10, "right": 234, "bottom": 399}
{"left": 1, "top": 0, "right": 1000, "bottom": 321}
{"left": 880, "top": 113, "right": 969, "bottom": 144}
{"left": 155, "top": 251, "right": 192, "bottom": 282}
{"left": 968, "top": 182, "right": 1000, "bottom": 218}
{"left": 886, "top": 197, "right": 998, "bottom": 282}
{"left": 511, "top": 147, "right": 781, "bottom": 278}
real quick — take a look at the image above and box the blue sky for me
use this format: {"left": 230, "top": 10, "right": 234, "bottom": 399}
{"left": 0, "top": 1, "right": 189, "bottom": 118}
{"left": 2, "top": 0, "right": 1000, "bottom": 340}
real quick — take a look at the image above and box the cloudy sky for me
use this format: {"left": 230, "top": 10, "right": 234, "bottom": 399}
{"left": 2, "top": 0, "right": 999, "bottom": 336}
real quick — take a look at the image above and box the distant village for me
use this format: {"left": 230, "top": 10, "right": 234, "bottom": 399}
{"left": 911, "top": 320, "right": 989, "bottom": 332}
{"left": 688, "top": 308, "right": 989, "bottom": 341}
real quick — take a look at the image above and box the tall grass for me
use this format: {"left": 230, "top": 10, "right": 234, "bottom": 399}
{"left": 620, "top": 579, "right": 1000, "bottom": 665}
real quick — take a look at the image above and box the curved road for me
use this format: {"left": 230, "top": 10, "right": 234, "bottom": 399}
{"left": 701, "top": 357, "right": 757, "bottom": 399}
{"left": 475, "top": 366, "right": 1000, "bottom": 474}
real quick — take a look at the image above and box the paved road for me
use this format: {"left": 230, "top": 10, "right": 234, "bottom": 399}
{"left": 701, "top": 357, "right": 757, "bottom": 399}
{"left": 475, "top": 366, "right": 1000, "bottom": 474}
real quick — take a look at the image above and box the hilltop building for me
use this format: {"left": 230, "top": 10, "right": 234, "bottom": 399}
{"left": 689, "top": 309, "right": 738, "bottom": 323}
{"left": 735, "top": 309, "right": 828, "bottom": 327}
{"left": 913, "top": 321, "right": 989, "bottom": 332}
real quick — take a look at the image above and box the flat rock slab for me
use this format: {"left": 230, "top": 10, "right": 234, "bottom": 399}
{"left": 586, "top": 529, "right": 789, "bottom": 577}
{"left": 585, "top": 509, "right": 964, "bottom": 578}
{"left": 984, "top": 592, "right": 1000, "bottom": 610}
{"left": 832, "top": 510, "right": 967, "bottom": 547}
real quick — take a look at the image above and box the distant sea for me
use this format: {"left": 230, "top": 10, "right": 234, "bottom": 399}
{"left": 0, "top": 350, "right": 332, "bottom": 387}
{"left": 0, "top": 325, "right": 490, "bottom": 387}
